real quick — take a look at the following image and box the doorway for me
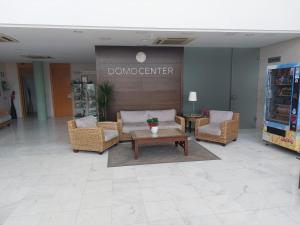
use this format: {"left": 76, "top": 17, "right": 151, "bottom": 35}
{"left": 18, "top": 63, "right": 37, "bottom": 118}
{"left": 50, "top": 63, "right": 73, "bottom": 117}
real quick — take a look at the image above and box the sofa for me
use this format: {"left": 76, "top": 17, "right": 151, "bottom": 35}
{"left": 117, "top": 109, "right": 185, "bottom": 141}
{"left": 195, "top": 110, "right": 240, "bottom": 146}
{"left": 67, "top": 117, "right": 119, "bottom": 154}
{"left": 0, "top": 109, "right": 11, "bottom": 128}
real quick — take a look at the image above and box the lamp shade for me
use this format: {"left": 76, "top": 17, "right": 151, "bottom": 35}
{"left": 188, "top": 91, "right": 197, "bottom": 101}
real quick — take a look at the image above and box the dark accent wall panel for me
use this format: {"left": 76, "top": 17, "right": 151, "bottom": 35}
{"left": 96, "top": 46, "right": 183, "bottom": 120}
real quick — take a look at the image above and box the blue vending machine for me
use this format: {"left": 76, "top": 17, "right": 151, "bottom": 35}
{"left": 263, "top": 63, "right": 300, "bottom": 152}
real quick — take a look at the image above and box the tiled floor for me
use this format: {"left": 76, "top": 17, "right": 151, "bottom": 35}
{"left": 0, "top": 118, "right": 299, "bottom": 225}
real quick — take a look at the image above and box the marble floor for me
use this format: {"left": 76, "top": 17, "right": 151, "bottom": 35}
{"left": 0, "top": 118, "right": 299, "bottom": 225}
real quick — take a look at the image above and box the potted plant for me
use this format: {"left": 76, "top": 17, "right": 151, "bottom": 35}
{"left": 97, "top": 81, "right": 113, "bottom": 121}
{"left": 147, "top": 117, "right": 159, "bottom": 134}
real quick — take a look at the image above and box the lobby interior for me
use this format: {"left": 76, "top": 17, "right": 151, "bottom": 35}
{"left": 1, "top": 1, "right": 300, "bottom": 225}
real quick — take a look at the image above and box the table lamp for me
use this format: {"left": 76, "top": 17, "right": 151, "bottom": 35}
{"left": 188, "top": 91, "right": 197, "bottom": 115}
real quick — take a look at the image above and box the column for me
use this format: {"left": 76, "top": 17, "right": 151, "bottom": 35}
{"left": 33, "top": 61, "right": 47, "bottom": 120}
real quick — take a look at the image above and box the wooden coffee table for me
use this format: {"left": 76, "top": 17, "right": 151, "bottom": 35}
{"left": 131, "top": 129, "right": 188, "bottom": 160}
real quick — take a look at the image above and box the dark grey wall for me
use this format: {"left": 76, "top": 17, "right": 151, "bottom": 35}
{"left": 183, "top": 48, "right": 232, "bottom": 114}
{"left": 231, "top": 48, "right": 259, "bottom": 128}
{"left": 183, "top": 47, "right": 260, "bottom": 128}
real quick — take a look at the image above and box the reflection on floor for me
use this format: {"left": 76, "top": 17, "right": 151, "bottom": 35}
{"left": 0, "top": 118, "right": 299, "bottom": 225}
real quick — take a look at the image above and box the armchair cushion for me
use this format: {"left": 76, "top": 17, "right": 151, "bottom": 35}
{"left": 146, "top": 109, "right": 176, "bottom": 122}
{"left": 104, "top": 129, "right": 119, "bottom": 142}
{"left": 159, "top": 121, "right": 182, "bottom": 130}
{"left": 210, "top": 110, "right": 233, "bottom": 124}
{"left": 75, "top": 116, "right": 97, "bottom": 128}
{"left": 120, "top": 111, "right": 147, "bottom": 123}
{"left": 198, "top": 124, "right": 221, "bottom": 136}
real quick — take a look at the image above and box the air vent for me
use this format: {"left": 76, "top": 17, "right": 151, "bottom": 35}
{"left": 154, "top": 37, "right": 193, "bottom": 45}
{"left": 21, "top": 55, "right": 53, "bottom": 60}
{"left": 268, "top": 56, "right": 281, "bottom": 63}
{"left": 0, "top": 34, "right": 18, "bottom": 43}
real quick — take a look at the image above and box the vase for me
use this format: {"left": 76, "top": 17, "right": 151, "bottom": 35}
{"left": 151, "top": 126, "right": 159, "bottom": 134}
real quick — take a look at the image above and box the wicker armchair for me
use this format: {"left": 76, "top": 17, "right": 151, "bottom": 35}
{"left": 195, "top": 111, "right": 240, "bottom": 146}
{"left": 67, "top": 120, "right": 119, "bottom": 154}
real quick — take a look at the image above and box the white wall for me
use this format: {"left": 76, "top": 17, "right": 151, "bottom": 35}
{"left": 1, "top": 0, "right": 300, "bottom": 31}
{"left": 257, "top": 37, "right": 300, "bottom": 128}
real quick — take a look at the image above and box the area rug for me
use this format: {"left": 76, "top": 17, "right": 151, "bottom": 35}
{"left": 107, "top": 140, "right": 220, "bottom": 167}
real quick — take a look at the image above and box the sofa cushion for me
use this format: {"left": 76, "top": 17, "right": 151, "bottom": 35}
{"left": 75, "top": 115, "right": 97, "bottom": 128}
{"left": 159, "top": 121, "right": 182, "bottom": 130}
{"left": 104, "top": 129, "right": 119, "bottom": 142}
{"left": 210, "top": 110, "right": 233, "bottom": 124}
{"left": 146, "top": 109, "right": 176, "bottom": 122}
{"left": 122, "top": 122, "right": 148, "bottom": 133}
{"left": 198, "top": 124, "right": 221, "bottom": 136}
{"left": 120, "top": 111, "right": 147, "bottom": 123}
{"left": 0, "top": 115, "right": 11, "bottom": 123}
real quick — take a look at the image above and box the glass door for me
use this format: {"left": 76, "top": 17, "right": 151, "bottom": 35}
{"left": 265, "top": 68, "right": 294, "bottom": 125}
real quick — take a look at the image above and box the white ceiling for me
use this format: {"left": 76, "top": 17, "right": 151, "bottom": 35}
{"left": 0, "top": 27, "right": 299, "bottom": 63}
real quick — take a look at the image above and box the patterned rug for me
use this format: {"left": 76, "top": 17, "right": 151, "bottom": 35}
{"left": 108, "top": 140, "right": 220, "bottom": 167}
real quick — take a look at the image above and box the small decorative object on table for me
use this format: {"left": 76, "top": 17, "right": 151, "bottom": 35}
{"left": 183, "top": 114, "right": 204, "bottom": 133}
{"left": 147, "top": 117, "right": 159, "bottom": 134}
{"left": 200, "top": 107, "right": 209, "bottom": 117}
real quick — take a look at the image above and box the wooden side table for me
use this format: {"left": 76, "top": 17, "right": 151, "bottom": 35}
{"left": 183, "top": 114, "right": 205, "bottom": 133}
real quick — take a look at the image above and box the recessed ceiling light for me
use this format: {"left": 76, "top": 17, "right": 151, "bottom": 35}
{"left": 73, "top": 30, "right": 83, "bottom": 34}
{"left": 141, "top": 39, "right": 148, "bottom": 42}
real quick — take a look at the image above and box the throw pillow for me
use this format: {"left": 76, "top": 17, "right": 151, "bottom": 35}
{"left": 75, "top": 115, "right": 97, "bottom": 128}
